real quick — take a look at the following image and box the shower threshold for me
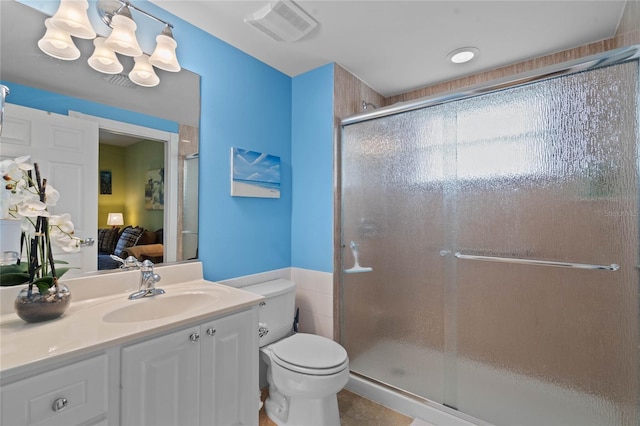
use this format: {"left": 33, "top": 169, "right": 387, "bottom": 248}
{"left": 346, "top": 339, "right": 618, "bottom": 425}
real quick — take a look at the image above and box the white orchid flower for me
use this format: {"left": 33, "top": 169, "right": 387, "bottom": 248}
{"left": 2, "top": 157, "right": 82, "bottom": 283}
{"left": 6, "top": 184, "right": 34, "bottom": 205}
{"left": 17, "top": 200, "right": 49, "bottom": 217}
{"left": 1, "top": 156, "right": 33, "bottom": 182}
{"left": 49, "top": 214, "right": 75, "bottom": 234}
{"left": 44, "top": 185, "right": 60, "bottom": 206}
{"left": 49, "top": 214, "right": 81, "bottom": 253}
{"left": 1, "top": 155, "right": 31, "bottom": 173}
{"left": 57, "top": 238, "right": 82, "bottom": 253}
{"left": 14, "top": 156, "right": 34, "bottom": 171}
{"left": 0, "top": 159, "right": 15, "bottom": 176}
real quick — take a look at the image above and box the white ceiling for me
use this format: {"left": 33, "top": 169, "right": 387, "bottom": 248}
{"left": 149, "top": 0, "right": 627, "bottom": 97}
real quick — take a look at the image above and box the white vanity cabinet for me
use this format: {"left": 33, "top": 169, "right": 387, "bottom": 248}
{"left": 120, "top": 308, "right": 258, "bottom": 426}
{"left": 1, "top": 354, "right": 110, "bottom": 426}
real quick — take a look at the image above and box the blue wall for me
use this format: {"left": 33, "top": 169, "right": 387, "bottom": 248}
{"left": 11, "top": 1, "right": 338, "bottom": 280}
{"left": 116, "top": 1, "right": 294, "bottom": 280}
{"left": 291, "top": 64, "right": 335, "bottom": 272}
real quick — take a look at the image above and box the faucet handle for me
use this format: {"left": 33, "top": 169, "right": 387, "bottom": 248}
{"left": 110, "top": 254, "right": 142, "bottom": 269}
{"left": 140, "top": 259, "right": 154, "bottom": 270}
{"left": 140, "top": 259, "right": 161, "bottom": 284}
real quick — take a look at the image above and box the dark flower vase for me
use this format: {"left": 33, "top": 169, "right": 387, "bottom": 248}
{"left": 14, "top": 283, "right": 71, "bottom": 323}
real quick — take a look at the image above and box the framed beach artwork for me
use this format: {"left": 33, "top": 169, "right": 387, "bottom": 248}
{"left": 231, "top": 147, "right": 281, "bottom": 198}
{"left": 145, "top": 168, "right": 164, "bottom": 209}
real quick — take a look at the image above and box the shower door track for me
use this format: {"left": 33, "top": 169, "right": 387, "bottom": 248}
{"left": 341, "top": 45, "right": 640, "bottom": 127}
{"left": 348, "top": 371, "right": 490, "bottom": 425}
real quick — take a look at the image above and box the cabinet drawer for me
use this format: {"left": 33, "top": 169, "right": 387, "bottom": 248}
{"left": 1, "top": 354, "right": 108, "bottom": 426}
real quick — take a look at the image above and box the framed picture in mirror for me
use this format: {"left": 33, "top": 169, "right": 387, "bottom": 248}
{"left": 145, "top": 168, "right": 164, "bottom": 210}
{"left": 100, "top": 170, "right": 112, "bottom": 195}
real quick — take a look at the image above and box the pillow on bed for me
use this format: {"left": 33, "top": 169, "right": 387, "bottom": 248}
{"left": 136, "top": 230, "right": 157, "bottom": 246}
{"left": 114, "top": 226, "right": 144, "bottom": 257}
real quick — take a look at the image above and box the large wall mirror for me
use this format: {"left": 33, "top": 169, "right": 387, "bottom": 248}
{"left": 0, "top": 0, "right": 200, "bottom": 274}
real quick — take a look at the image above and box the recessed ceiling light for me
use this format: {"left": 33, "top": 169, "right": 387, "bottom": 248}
{"left": 447, "top": 47, "right": 479, "bottom": 64}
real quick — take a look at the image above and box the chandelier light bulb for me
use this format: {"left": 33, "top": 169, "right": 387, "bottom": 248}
{"left": 50, "top": 0, "right": 96, "bottom": 39}
{"left": 37, "top": 18, "right": 81, "bottom": 60}
{"left": 149, "top": 26, "right": 181, "bottom": 72}
{"left": 105, "top": 7, "right": 142, "bottom": 57}
{"left": 129, "top": 54, "right": 160, "bottom": 87}
{"left": 88, "top": 37, "right": 124, "bottom": 74}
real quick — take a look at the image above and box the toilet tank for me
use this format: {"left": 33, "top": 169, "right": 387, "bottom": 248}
{"left": 243, "top": 279, "right": 296, "bottom": 347}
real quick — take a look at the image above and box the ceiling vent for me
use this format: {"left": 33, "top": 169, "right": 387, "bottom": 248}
{"left": 245, "top": 1, "right": 317, "bottom": 42}
{"left": 103, "top": 73, "right": 137, "bottom": 88}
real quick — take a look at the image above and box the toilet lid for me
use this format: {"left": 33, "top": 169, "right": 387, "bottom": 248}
{"left": 271, "top": 333, "right": 348, "bottom": 371}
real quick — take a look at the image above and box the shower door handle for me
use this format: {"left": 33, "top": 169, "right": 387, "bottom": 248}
{"left": 454, "top": 252, "right": 619, "bottom": 271}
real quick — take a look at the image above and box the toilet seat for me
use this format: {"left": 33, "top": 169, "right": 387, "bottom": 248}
{"left": 269, "top": 333, "right": 348, "bottom": 376}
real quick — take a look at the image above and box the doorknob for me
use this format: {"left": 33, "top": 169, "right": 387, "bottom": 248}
{"left": 80, "top": 237, "right": 95, "bottom": 247}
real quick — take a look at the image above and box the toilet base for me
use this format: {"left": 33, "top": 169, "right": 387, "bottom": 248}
{"left": 264, "top": 388, "right": 340, "bottom": 426}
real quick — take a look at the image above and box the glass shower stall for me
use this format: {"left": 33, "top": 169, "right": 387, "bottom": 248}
{"left": 338, "top": 48, "right": 639, "bottom": 425}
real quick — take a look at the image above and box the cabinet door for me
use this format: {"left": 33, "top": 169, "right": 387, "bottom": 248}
{"left": 200, "top": 309, "right": 259, "bottom": 426}
{"left": 121, "top": 326, "right": 200, "bottom": 426}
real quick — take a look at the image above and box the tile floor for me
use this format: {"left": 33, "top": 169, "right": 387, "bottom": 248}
{"left": 259, "top": 388, "right": 414, "bottom": 426}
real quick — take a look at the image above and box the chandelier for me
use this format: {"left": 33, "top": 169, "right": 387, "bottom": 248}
{"left": 37, "top": 0, "right": 181, "bottom": 88}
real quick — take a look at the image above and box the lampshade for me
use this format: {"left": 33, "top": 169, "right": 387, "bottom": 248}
{"left": 38, "top": 18, "right": 81, "bottom": 61}
{"left": 149, "top": 26, "right": 181, "bottom": 72}
{"left": 129, "top": 54, "right": 160, "bottom": 87}
{"left": 50, "top": 0, "right": 96, "bottom": 39}
{"left": 88, "top": 37, "right": 123, "bottom": 74}
{"left": 104, "top": 7, "right": 142, "bottom": 57}
{"left": 107, "top": 212, "right": 124, "bottom": 226}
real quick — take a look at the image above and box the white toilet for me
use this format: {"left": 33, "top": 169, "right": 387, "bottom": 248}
{"left": 244, "top": 279, "right": 349, "bottom": 426}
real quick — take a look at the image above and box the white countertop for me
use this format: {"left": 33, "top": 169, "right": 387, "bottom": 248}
{"left": 0, "top": 261, "right": 263, "bottom": 380}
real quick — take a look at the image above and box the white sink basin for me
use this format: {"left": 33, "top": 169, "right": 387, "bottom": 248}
{"left": 102, "top": 292, "right": 220, "bottom": 323}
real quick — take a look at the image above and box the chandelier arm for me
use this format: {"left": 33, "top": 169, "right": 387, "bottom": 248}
{"left": 102, "top": 0, "right": 173, "bottom": 29}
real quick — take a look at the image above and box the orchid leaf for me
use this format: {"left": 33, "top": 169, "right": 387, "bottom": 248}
{"left": 51, "top": 266, "right": 78, "bottom": 278}
{"left": 0, "top": 272, "right": 30, "bottom": 286}
{"left": 34, "top": 277, "right": 54, "bottom": 294}
{"left": 0, "top": 264, "right": 30, "bottom": 286}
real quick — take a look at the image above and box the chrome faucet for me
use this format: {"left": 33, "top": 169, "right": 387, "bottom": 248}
{"left": 110, "top": 255, "right": 165, "bottom": 299}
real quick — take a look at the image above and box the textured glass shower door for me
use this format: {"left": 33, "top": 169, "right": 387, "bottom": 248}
{"left": 341, "top": 104, "right": 452, "bottom": 403}
{"left": 340, "top": 60, "right": 639, "bottom": 425}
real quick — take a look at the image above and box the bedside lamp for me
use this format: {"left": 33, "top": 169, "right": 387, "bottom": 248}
{"left": 107, "top": 212, "right": 124, "bottom": 229}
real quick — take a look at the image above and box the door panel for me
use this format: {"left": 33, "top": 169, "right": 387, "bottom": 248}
{"left": 341, "top": 106, "right": 449, "bottom": 403}
{"left": 452, "top": 61, "right": 639, "bottom": 425}
{"left": 1, "top": 103, "right": 98, "bottom": 275}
